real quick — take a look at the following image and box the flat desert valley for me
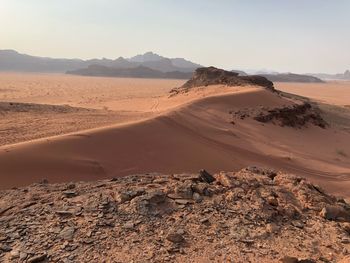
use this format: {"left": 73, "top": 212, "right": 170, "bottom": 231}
{"left": 0, "top": 73, "right": 350, "bottom": 199}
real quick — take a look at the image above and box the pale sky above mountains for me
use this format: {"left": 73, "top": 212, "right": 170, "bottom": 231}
{"left": 1, "top": 0, "right": 349, "bottom": 73}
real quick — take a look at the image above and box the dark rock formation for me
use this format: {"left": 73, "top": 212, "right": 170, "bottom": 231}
{"left": 171, "top": 67, "right": 274, "bottom": 95}
{"left": 254, "top": 103, "right": 327, "bottom": 128}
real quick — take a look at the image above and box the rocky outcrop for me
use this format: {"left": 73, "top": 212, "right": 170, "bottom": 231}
{"left": 170, "top": 67, "right": 274, "bottom": 95}
{"left": 0, "top": 167, "right": 349, "bottom": 262}
{"left": 231, "top": 102, "right": 328, "bottom": 129}
{"left": 254, "top": 103, "right": 328, "bottom": 128}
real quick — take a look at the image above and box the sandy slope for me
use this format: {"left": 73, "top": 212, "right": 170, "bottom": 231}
{"left": 0, "top": 86, "right": 349, "bottom": 198}
{"left": 0, "top": 102, "right": 154, "bottom": 146}
{"left": 0, "top": 73, "right": 185, "bottom": 146}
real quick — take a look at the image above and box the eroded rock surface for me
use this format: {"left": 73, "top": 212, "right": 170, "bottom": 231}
{"left": 231, "top": 102, "right": 327, "bottom": 128}
{"left": 170, "top": 67, "right": 274, "bottom": 95}
{"left": 0, "top": 167, "right": 349, "bottom": 262}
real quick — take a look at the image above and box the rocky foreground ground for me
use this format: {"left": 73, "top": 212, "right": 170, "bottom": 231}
{"left": 0, "top": 167, "right": 350, "bottom": 263}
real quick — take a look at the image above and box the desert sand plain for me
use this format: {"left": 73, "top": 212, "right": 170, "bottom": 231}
{"left": 276, "top": 81, "right": 350, "bottom": 107}
{"left": 0, "top": 73, "right": 349, "bottom": 200}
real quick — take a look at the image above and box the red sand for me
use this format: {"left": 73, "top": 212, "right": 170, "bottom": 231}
{"left": 1, "top": 86, "right": 349, "bottom": 198}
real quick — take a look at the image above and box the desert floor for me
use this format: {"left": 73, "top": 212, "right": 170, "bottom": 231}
{"left": 0, "top": 73, "right": 349, "bottom": 200}
{"left": 0, "top": 73, "right": 184, "bottom": 146}
{"left": 275, "top": 81, "right": 350, "bottom": 107}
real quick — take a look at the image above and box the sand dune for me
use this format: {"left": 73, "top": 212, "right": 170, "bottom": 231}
{"left": 1, "top": 86, "right": 349, "bottom": 198}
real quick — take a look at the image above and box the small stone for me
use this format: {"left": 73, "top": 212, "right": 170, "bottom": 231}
{"left": 342, "top": 222, "right": 350, "bottom": 234}
{"left": 281, "top": 256, "right": 298, "bottom": 263}
{"left": 240, "top": 239, "right": 254, "bottom": 244}
{"left": 131, "top": 190, "right": 169, "bottom": 215}
{"left": 192, "top": 183, "right": 209, "bottom": 196}
{"left": 124, "top": 222, "right": 135, "bottom": 230}
{"left": 152, "top": 178, "right": 168, "bottom": 184}
{"left": 27, "top": 254, "right": 47, "bottom": 263}
{"left": 176, "top": 229, "right": 185, "bottom": 235}
{"left": 199, "top": 169, "right": 215, "bottom": 184}
{"left": 63, "top": 191, "right": 77, "bottom": 198}
{"left": 0, "top": 245, "right": 12, "bottom": 252}
{"left": 167, "top": 193, "right": 182, "bottom": 199}
{"left": 118, "top": 192, "right": 133, "bottom": 203}
{"left": 118, "top": 189, "right": 145, "bottom": 203}
{"left": 22, "top": 201, "right": 37, "bottom": 209}
{"left": 82, "top": 238, "right": 94, "bottom": 244}
{"left": 175, "top": 199, "right": 193, "bottom": 205}
{"left": 341, "top": 238, "right": 350, "bottom": 244}
{"left": 192, "top": 192, "right": 203, "bottom": 202}
{"left": 67, "top": 183, "right": 76, "bottom": 189}
{"left": 215, "top": 172, "right": 234, "bottom": 187}
{"left": 19, "top": 252, "right": 28, "bottom": 260}
{"left": 166, "top": 232, "right": 185, "bottom": 244}
{"left": 200, "top": 217, "right": 209, "bottom": 224}
{"left": 291, "top": 221, "right": 304, "bottom": 229}
{"left": 174, "top": 182, "right": 193, "bottom": 199}
{"left": 266, "top": 223, "right": 279, "bottom": 233}
{"left": 267, "top": 196, "right": 278, "bottom": 206}
{"left": 59, "top": 226, "right": 76, "bottom": 240}
{"left": 56, "top": 210, "right": 74, "bottom": 217}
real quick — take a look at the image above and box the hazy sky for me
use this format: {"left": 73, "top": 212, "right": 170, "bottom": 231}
{"left": 1, "top": 0, "right": 349, "bottom": 73}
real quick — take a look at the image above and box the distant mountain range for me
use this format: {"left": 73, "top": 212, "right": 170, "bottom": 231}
{"left": 0, "top": 50, "right": 202, "bottom": 74}
{"left": 1, "top": 49, "right": 348, "bottom": 82}
{"left": 232, "top": 70, "right": 323, "bottom": 83}
{"left": 309, "top": 70, "right": 350, "bottom": 81}
{"left": 67, "top": 65, "right": 193, "bottom": 80}
{"left": 258, "top": 73, "right": 324, "bottom": 83}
